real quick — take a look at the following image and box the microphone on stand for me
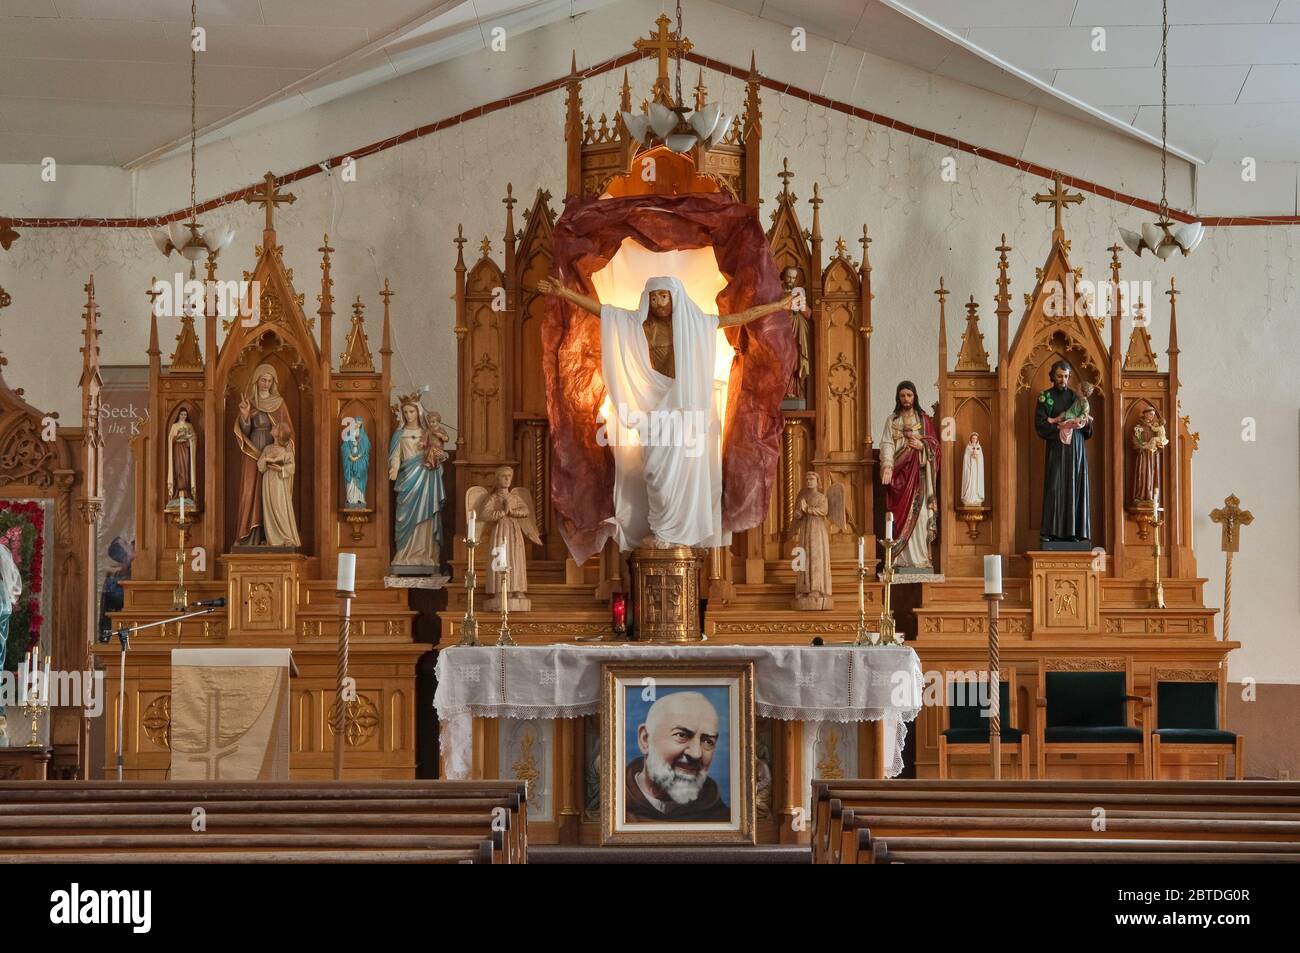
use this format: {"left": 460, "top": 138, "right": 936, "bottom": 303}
{"left": 189, "top": 598, "right": 226, "bottom": 609}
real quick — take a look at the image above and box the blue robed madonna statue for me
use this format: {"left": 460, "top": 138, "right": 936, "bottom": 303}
{"left": 341, "top": 417, "right": 371, "bottom": 509}
{"left": 387, "top": 396, "right": 448, "bottom": 569}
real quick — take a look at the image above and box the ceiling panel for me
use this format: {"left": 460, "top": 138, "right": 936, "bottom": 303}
{"left": 1052, "top": 65, "right": 1250, "bottom": 106}
{"left": 48, "top": 0, "right": 267, "bottom": 23}
{"left": 257, "top": 0, "right": 435, "bottom": 32}
{"left": 1070, "top": 0, "right": 1281, "bottom": 26}
{"left": 0, "top": 132, "right": 119, "bottom": 164}
{"left": 1166, "top": 24, "right": 1300, "bottom": 66}
{"left": 898, "top": 0, "right": 1077, "bottom": 29}
{"left": 964, "top": 25, "right": 1162, "bottom": 70}
{"left": 754, "top": 0, "right": 868, "bottom": 45}
{"left": 1238, "top": 64, "right": 1300, "bottom": 103}
{"left": 1274, "top": 0, "right": 1300, "bottom": 22}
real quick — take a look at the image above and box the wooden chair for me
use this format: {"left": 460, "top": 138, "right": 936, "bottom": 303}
{"left": 1035, "top": 658, "right": 1149, "bottom": 779}
{"left": 1150, "top": 668, "right": 1244, "bottom": 780}
{"left": 937, "top": 669, "right": 1029, "bottom": 779}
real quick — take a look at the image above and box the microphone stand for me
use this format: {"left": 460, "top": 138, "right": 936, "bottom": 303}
{"left": 109, "top": 604, "right": 221, "bottom": 782}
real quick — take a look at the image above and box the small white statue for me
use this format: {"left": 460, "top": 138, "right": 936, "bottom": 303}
{"left": 961, "top": 432, "right": 985, "bottom": 506}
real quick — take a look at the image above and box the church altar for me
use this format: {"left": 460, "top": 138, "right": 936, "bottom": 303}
{"left": 435, "top": 644, "right": 922, "bottom": 843}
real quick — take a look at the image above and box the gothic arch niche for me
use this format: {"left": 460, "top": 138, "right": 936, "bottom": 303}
{"left": 336, "top": 400, "right": 373, "bottom": 513}
{"left": 163, "top": 400, "right": 203, "bottom": 506}
{"left": 1015, "top": 334, "right": 1107, "bottom": 553}
{"left": 223, "top": 335, "right": 316, "bottom": 553}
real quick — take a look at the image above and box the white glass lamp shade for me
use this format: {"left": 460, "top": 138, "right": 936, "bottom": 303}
{"left": 621, "top": 111, "right": 651, "bottom": 145}
{"left": 710, "top": 113, "right": 733, "bottom": 144}
{"left": 152, "top": 228, "right": 175, "bottom": 256}
{"left": 664, "top": 133, "right": 698, "bottom": 153}
{"left": 211, "top": 225, "right": 236, "bottom": 254}
{"left": 647, "top": 102, "right": 680, "bottom": 139}
{"left": 1176, "top": 221, "right": 1205, "bottom": 254}
{"left": 167, "top": 221, "right": 190, "bottom": 253}
{"left": 1140, "top": 222, "right": 1164, "bottom": 252}
{"left": 1119, "top": 228, "right": 1144, "bottom": 255}
{"left": 688, "top": 102, "right": 722, "bottom": 142}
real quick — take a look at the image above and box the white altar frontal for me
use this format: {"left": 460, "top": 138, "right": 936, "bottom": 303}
{"left": 434, "top": 645, "right": 923, "bottom": 844}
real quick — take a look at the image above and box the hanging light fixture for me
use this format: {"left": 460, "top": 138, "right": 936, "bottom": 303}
{"left": 1120, "top": 0, "right": 1204, "bottom": 259}
{"left": 153, "top": 0, "right": 235, "bottom": 263}
{"left": 621, "top": 1, "right": 731, "bottom": 155}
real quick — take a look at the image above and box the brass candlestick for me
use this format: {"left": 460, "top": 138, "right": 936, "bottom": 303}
{"left": 169, "top": 504, "right": 196, "bottom": 612}
{"left": 495, "top": 567, "right": 516, "bottom": 646}
{"left": 878, "top": 534, "right": 898, "bottom": 645}
{"left": 853, "top": 555, "right": 873, "bottom": 646}
{"left": 459, "top": 532, "right": 481, "bottom": 646}
{"left": 1151, "top": 496, "right": 1166, "bottom": 610}
{"left": 20, "top": 662, "right": 48, "bottom": 747}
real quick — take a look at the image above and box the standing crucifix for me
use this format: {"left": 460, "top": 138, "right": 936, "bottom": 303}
{"left": 1033, "top": 174, "right": 1085, "bottom": 234}
{"left": 1209, "top": 495, "right": 1253, "bottom": 642}
{"left": 244, "top": 171, "right": 296, "bottom": 232}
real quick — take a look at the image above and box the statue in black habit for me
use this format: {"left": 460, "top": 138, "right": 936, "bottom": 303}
{"left": 1035, "top": 360, "right": 1092, "bottom": 543}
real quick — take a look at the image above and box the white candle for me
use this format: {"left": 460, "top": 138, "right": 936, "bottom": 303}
{"left": 857, "top": 537, "right": 864, "bottom": 568}
{"left": 467, "top": 512, "right": 477, "bottom": 542}
{"left": 886, "top": 512, "right": 894, "bottom": 541}
{"left": 1152, "top": 488, "right": 1160, "bottom": 513}
{"left": 983, "top": 554, "right": 1003, "bottom": 595}
{"left": 336, "top": 552, "right": 356, "bottom": 592}
{"left": 179, "top": 495, "right": 186, "bottom": 521}
{"left": 18, "top": 656, "right": 28, "bottom": 704}
{"left": 43, "top": 655, "right": 50, "bottom": 702}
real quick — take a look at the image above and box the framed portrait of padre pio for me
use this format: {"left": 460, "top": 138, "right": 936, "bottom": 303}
{"left": 600, "top": 660, "right": 755, "bottom": 845}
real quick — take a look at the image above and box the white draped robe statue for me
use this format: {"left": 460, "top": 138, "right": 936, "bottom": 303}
{"left": 599, "top": 276, "right": 731, "bottom": 551}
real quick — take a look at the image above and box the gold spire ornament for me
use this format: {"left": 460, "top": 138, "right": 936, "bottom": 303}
{"left": 1209, "top": 495, "right": 1253, "bottom": 642}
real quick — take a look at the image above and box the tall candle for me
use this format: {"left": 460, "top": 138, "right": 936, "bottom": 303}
{"left": 886, "top": 512, "right": 894, "bottom": 541}
{"left": 179, "top": 495, "right": 186, "bottom": 521}
{"left": 336, "top": 552, "right": 356, "bottom": 592}
{"left": 1152, "top": 488, "right": 1160, "bottom": 513}
{"left": 467, "top": 512, "right": 477, "bottom": 542}
{"left": 983, "top": 554, "right": 1003, "bottom": 595}
{"left": 857, "top": 537, "right": 864, "bottom": 568}
{"left": 43, "top": 655, "right": 50, "bottom": 701}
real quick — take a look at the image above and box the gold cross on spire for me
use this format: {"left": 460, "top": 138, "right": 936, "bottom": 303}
{"left": 1033, "top": 174, "right": 1084, "bottom": 234}
{"left": 635, "top": 14, "right": 692, "bottom": 104}
{"left": 244, "top": 171, "right": 296, "bottom": 232}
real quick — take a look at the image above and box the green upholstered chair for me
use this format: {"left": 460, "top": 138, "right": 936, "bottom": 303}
{"left": 1035, "top": 658, "right": 1150, "bottom": 779}
{"left": 1151, "top": 668, "right": 1243, "bottom": 780}
{"left": 938, "top": 669, "right": 1029, "bottom": 778}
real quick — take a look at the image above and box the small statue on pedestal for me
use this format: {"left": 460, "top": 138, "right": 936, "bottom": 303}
{"left": 388, "top": 395, "right": 447, "bottom": 571}
{"left": 340, "top": 416, "right": 371, "bottom": 509}
{"left": 1131, "top": 406, "right": 1168, "bottom": 505}
{"left": 961, "top": 433, "right": 985, "bottom": 506}
{"left": 879, "top": 380, "right": 939, "bottom": 570}
{"left": 467, "top": 466, "right": 541, "bottom": 612}
{"left": 781, "top": 266, "right": 811, "bottom": 406}
{"left": 789, "top": 472, "right": 845, "bottom": 610}
{"left": 167, "top": 408, "right": 197, "bottom": 506}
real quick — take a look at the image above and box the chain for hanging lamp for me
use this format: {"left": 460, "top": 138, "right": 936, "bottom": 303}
{"left": 152, "top": 0, "right": 235, "bottom": 270}
{"left": 1120, "top": 0, "right": 1204, "bottom": 259}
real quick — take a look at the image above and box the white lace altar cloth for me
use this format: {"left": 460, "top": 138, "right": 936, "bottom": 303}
{"left": 433, "top": 644, "right": 923, "bottom": 779}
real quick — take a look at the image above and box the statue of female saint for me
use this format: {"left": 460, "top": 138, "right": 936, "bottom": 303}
{"left": 167, "top": 408, "right": 197, "bottom": 505}
{"left": 1131, "top": 406, "right": 1168, "bottom": 505}
{"left": 961, "top": 433, "right": 985, "bottom": 506}
{"left": 879, "top": 380, "right": 940, "bottom": 570}
{"left": 790, "top": 472, "right": 845, "bottom": 610}
{"left": 257, "top": 421, "right": 301, "bottom": 547}
{"left": 234, "top": 364, "right": 295, "bottom": 546}
{"left": 341, "top": 416, "right": 371, "bottom": 509}
{"left": 388, "top": 397, "right": 447, "bottom": 568}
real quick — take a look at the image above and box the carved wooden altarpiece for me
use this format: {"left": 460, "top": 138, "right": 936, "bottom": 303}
{"left": 94, "top": 183, "right": 423, "bottom": 778}
{"left": 441, "top": 18, "right": 884, "bottom": 844}
{"left": 915, "top": 177, "right": 1232, "bottom": 780}
{"left": 0, "top": 281, "right": 97, "bottom": 779}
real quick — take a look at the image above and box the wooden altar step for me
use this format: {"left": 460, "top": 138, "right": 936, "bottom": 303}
{"left": 0, "top": 780, "right": 530, "bottom": 864}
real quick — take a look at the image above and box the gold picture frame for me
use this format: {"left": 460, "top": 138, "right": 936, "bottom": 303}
{"left": 600, "top": 660, "right": 755, "bottom": 846}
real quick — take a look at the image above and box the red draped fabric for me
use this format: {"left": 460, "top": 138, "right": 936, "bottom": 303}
{"left": 542, "top": 192, "right": 793, "bottom": 563}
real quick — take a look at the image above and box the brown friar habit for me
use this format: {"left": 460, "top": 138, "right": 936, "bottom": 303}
{"left": 624, "top": 756, "right": 731, "bottom": 823}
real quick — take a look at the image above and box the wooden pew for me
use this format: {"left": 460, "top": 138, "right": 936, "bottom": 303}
{"left": 812, "top": 779, "right": 1300, "bottom": 863}
{"left": 0, "top": 780, "right": 528, "bottom": 864}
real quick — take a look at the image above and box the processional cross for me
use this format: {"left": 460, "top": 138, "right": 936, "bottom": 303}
{"left": 244, "top": 171, "right": 296, "bottom": 232}
{"left": 1209, "top": 495, "right": 1253, "bottom": 643}
{"left": 1033, "top": 174, "right": 1085, "bottom": 234}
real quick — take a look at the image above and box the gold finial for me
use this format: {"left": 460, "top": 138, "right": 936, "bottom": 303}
{"left": 244, "top": 171, "right": 296, "bottom": 232}
{"left": 479, "top": 236, "right": 492, "bottom": 258}
{"left": 778, "top": 157, "right": 794, "bottom": 197}
{"left": 1210, "top": 495, "right": 1253, "bottom": 553}
{"left": 635, "top": 13, "right": 692, "bottom": 104}
{"left": 935, "top": 276, "right": 948, "bottom": 304}
{"left": 380, "top": 278, "right": 394, "bottom": 307}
